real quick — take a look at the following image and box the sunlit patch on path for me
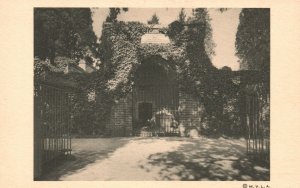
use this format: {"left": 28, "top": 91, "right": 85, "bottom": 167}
{"left": 41, "top": 137, "right": 269, "bottom": 181}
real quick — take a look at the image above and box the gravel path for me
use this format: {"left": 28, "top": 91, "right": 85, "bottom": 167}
{"left": 40, "top": 137, "right": 269, "bottom": 181}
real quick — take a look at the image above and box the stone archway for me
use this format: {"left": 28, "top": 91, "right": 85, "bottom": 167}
{"left": 132, "top": 56, "right": 179, "bottom": 133}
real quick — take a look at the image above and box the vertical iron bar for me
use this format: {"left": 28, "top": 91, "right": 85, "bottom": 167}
{"left": 59, "top": 89, "right": 62, "bottom": 153}
{"left": 45, "top": 86, "right": 49, "bottom": 163}
{"left": 40, "top": 84, "right": 44, "bottom": 174}
{"left": 255, "top": 95, "right": 258, "bottom": 154}
{"left": 246, "top": 95, "right": 249, "bottom": 154}
{"left": 49, "top": 87, "right": 52, "bottom": 162}
{"left": 261, "top": 96, "right": 264, "bottom": 158}
{"left": 54, "top": 88, "right": 57, "bottom": 161}
{"left": 252, "top": 96, "right": 254, "bottom": 153}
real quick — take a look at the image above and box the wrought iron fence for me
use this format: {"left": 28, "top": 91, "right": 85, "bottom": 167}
{"left": 137, "top": 109, "right": 180, "bottom": 137}
{"left": 34, "top": 81, "right": 75, "bottom": 179}
{"left": 244, "top": 83, "right": 270, "bottom": 162}
{"left": 155, "top": 109, "right": 180, "bottom": 135}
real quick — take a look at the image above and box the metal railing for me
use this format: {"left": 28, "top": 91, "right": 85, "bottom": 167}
{"left": 34, "top": 82, "right": 74, "bottom": 179}
{"left": 244, "top": 87, "right": 270, "bottom": 162}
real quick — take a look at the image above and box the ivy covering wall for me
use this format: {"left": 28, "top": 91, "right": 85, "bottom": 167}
{"left": 34, "top": 8, "right": 269, "bottom": 138}
{"left": 95, "top": 20, "right": 242, "bottom": 137}
{"left": 34, "top": 19, "right": 243, "bottom": 137}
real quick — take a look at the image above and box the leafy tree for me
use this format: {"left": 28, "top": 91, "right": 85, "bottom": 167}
{"left": 34, "top": 8, "right": 97, "bottom": 64}
{"left": 167, "top": 20, "right": 184, "bottom": 43}
{"left": 235, "top": 8, "right": 270, "bottom": 72}
{"left": 147, "top": 13, "right": 160, "bottom": 25}
{"left": 178, "top": 8, "right": 186, "bottom": 23}
{"left": 169, "top": 8, "right": 243, "bottom": 136}
{"left": 167, "top": 9, "right": 186, "bottom": 42}
{"left": 235, "top": 8, "right": 270, "bottom": 137}
{"left": 168, "top": 8, "right": 215, "bottom": 56}
{"left": 106, "top": 8, "right": 128, "bottom": 22}
{"left": 191, "top": 8, "right": 216, "bottom": 59}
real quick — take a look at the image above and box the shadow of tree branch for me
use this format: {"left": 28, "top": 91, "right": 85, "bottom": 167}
{"left": 139, "top": 138, "right": 269, "bottom": 181}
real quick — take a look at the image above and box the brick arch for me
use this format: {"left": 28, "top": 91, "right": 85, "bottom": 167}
{"left": 132, "top": 55, "right": 179, "bottom": 131}
{"left": 134, "top": 55, "right": 177, "bottom": 86}
{"left": 106, "top": 55, "right": 203, "bottom": 137}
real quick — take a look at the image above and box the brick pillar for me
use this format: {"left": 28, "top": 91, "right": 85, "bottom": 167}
{"left": 178, "top": 91, "right": 203, "bottom": 136}
{"left": 106, "top": 94, "right": 133, "bottom": 136}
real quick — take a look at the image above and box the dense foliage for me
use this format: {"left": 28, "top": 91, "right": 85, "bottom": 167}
{"left": 34, "top": 8, "right": 256, "bottom": 137}
{"left": 235, "top": 8, "right": 270, "bottom": 72}
{"left": 190, "top": 8, "right": 216, "bottom": 59}
{"left": 106, "top": 8, "right": 128, "bottom": 22}
{"left": 96, "top": 8, "right": 242, "bottom": 137}
{"left": 34, "top": 8, "right": 97, "bottom": 64}
{"left": 178, "top": 8, "right": 186, "bottom": 23}
{"left": 34, "top": 57, "right": 100, "bottom": 135}
{"left": 235, "top": 8, "right": 270, "bottom": 137}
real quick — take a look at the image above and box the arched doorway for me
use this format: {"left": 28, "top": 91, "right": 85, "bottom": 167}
{"left": 133, "top": 56, "right": 179, "bottom": 134}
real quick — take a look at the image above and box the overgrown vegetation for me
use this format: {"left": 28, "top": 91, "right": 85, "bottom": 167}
{"left": 95, "top": 8, "right": 242, "bottom": 137}
{"left": 236, "top": 9, "right": 270, "bottom": 74}
{"left": 235, "top": 8, "right": 270, "bottom": 137}
{"left": 34, "top": 8, "right": 269, "bottom": 137}
{"left": 34, "top": 8, "right": 97, "bottom": 64}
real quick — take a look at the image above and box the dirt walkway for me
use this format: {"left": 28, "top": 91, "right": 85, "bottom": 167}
{"left": 40, "top": 137, "right": 269, "bottom": 181}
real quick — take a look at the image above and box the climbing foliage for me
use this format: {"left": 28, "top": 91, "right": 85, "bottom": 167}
{"left": 34, "top": 8, "right": 251, "bottom": 137}
{"left": 96, "top": 13, "right": 241, "bottom": 136}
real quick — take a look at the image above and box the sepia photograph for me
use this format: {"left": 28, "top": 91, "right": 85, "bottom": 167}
{"left": 33, "top": 8, "right": 270, "bottom": 181}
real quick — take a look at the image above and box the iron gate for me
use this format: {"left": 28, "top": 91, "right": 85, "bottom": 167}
{"left": 34, "top": 81, "right": 75, "bottom": 179}
{"left": 243, "top": 79, "right": 270, "bottom": 162}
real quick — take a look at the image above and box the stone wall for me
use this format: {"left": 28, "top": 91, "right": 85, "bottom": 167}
{"left": 106, "top": 94, "right": 133, "bottom": 136}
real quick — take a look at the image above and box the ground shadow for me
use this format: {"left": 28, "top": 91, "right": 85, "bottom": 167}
{"left": 39, "top": 138, "right": 131, "bottom": 180}
{"left": 38, "top": 137, "right": 269, "bottom": 181}
{"left": 138, "top": 138, "right": 269, "bottom": 181}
